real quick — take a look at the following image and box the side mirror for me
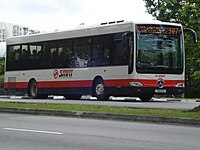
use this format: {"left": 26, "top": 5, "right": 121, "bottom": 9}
{"left": 184, "top": 28, "right": 197, "bottom": 43}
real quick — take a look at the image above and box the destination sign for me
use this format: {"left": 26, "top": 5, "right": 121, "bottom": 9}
{"left": 137, "top": 25, "right": 180, "bottom": 35}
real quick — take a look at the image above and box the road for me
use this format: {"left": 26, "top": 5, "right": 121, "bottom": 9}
{"left": 0, "top": 113, "right": 200, "bottom": 150}
{"left": 0, "top": 96, "right": 199, "bottom": 110}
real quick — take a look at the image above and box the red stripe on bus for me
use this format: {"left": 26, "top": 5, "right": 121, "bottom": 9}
{"left": 4, "top": 82, "right": 28, "bottom": 89}
{"left": 4, "top": 79, "right": 184, "bottom": 89}
{"left": 37, "top": 80, "right": 93, "bottom": 88}
{"left": 4, "top": 80, "right": 92, "bottom": 89}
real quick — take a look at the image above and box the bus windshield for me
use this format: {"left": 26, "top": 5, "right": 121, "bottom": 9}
{"left": 136, "top": 24, "right": 183, "bottom": 74}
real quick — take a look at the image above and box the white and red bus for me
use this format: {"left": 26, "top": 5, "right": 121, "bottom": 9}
{"left": 4, "top": 20, "right": 197, "bottom": 101}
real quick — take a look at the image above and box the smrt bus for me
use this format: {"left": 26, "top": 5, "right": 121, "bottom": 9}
{"left": 4, "top": 20, "right": 197, "bottom": 101}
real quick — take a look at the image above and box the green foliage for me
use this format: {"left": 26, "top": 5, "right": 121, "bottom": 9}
{"left": 0, "top": 60, "right": 4, "bottom": 75}
{"left": 144, "top": 0, "right": 200, "bottom": 97}
{"left": 0, "top": 60, "right": 4, "bottom": 83}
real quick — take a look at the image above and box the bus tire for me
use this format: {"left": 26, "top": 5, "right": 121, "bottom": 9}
{"left": 93, "top": 78, "right": 109, "bottom": 100}
{"left": 139, "top": 94, "right": 153, "bottom": 102}
{"left": 28, "top": 80, "right": 48, "bottom": 99}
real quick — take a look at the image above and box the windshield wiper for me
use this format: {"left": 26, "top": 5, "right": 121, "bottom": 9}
{"left": 137, "top": 63, "right": 170, "bottom": 70}
{"left": 155, "top": 65, "right": 169, "bottom": 69}
{"left": 137, "top": 62, "right": 154, "bottom": 68}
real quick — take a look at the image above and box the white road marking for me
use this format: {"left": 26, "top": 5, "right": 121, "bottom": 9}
{"left": 3, "top": 128, "right": 63, "bottom": 135}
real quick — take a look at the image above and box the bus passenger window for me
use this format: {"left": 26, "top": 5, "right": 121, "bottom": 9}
{"left": 73, "top": 37, "right": 91, "bottom": 68}
{"left": 50, "top": 48, "right": 58, "bottom": 68}
{"left": 92, "top": 35, "right": 110, "bottom": 66}
{"left": 110, "top": 32, "right": 128, "bottom": 66}
{"left": 102, "top": 47, "right": 110, "bottom": 65}
{"left": 14, "top": 49, "right": 21, "bottom": 60}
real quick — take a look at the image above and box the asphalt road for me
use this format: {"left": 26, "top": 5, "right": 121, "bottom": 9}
{"left": 0, "top": 96, "right": 199, "bottom": 110}
{"left": 0, "top": 113, "right": 200, "bottom": 150}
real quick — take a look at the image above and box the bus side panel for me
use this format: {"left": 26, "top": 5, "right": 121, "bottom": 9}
{"left": 4, "top": 66, "right": 185, "bottom": 97}
{"left": 4, "top": 66, "right": 129, "bottom": 96}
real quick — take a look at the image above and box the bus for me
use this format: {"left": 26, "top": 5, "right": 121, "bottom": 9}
{"left": 4, "top": 20, "right": 197, "bottom": 101}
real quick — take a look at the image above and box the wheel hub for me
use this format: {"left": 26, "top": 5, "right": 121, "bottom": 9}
{"left": 96, "top": 84, "right": 104, "bottom": 95}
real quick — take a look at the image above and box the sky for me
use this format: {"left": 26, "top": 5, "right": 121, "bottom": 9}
{"left": 0, "top": 0, "right": 153, "bottom": 32}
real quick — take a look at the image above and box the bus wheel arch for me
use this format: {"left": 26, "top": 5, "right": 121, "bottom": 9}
{"left": 92, "top": 76, "right": 110, "bottom": 100}
{"left": 28, "top": 79, "right": 48, "bottom": 99}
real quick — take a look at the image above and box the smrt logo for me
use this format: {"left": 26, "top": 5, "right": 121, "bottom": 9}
{"left": 53, "top": 70, "right": 59, "bottom": 79}
{"left": 54, "top": 70, "right": 74, "bottom": 79}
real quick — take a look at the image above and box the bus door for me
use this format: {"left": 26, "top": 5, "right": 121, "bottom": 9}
{"left": 122, "top": 32, "right": 133, "bottom": 74}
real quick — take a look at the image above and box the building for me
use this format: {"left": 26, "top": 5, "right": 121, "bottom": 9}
{"left": 0, "top": 22, "right": 40, "bottom": 41}
{"left": 0, "top": 22, "right": 6, "bottom": 42}
{"left": 0, "top": 22, "right": 40, "bottom": 57}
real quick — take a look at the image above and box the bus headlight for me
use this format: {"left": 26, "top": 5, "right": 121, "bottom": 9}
{"left": 130, "top": 82, "right": 144, "bottom": 87}
{"left": 176, "top": 82, "right": 185, "bottom": 88}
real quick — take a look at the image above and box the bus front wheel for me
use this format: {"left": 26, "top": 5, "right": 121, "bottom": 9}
{"left": 93, "top": 78, "right": 109, "bottom": 100}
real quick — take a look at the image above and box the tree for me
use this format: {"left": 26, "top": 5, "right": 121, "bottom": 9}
{"left": 0, "top": 60, "right": 4, "bottom": 75}
{"left": 0, "top": 59, "right": 4, "bottom": 83}
{"left": 143, "top": 0, "right": 200, "bottom": 97}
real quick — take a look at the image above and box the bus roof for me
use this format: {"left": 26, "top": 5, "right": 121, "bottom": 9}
{"left": 6, "top": 20, "right": 182, "bottom": 45}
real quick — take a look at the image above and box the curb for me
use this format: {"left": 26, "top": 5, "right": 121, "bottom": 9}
{"left": 1, "top": 95, "right": 200, "bottom": 102}
{"left": 0, "top": 95, "right": 200, "bottom": 103}
{"left": 0, "top": 108, "right": 200, "bottom": 127}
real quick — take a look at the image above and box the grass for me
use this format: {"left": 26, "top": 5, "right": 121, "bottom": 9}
{"left": 0, "top": 101, "right": 200, "bottom": 119}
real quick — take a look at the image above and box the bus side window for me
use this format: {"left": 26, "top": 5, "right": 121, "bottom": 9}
{"left": 111, "top": 32, "right": 128, "bottom": 66}
{"left": 29, "top": 44, "right": 43, "bottom": 69}
{"left": 50, "top": 47, "right": 58, "bottom": 68}
{"left": 56, "top": 40, "right": 74, "bottom": 68}
{"left": 92, "top": 35, "right": 110, "bottom": 66}
{"left": 102, "top": 47, "right": 110, "bottom": 65}
{"left": 92, "top": 43, "right": 102, "bottom": 66}
{"left": 14, "top": 49, "right": 21, "bottom": 61}
{"left": 73, "top": 37, "right": 91, "bottom": 68}
{"left": 58, "top": 47, "right": 64, "bottom": 67}
{"left": 7, "top": 45, "right": 17, "bottom": 71}
{"left": 13, "top": 46, "right": 21, "bottom": 70}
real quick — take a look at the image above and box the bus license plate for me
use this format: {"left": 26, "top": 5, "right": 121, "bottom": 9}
{"left": 155, "top": 89, "right": 166, "bottom": 93}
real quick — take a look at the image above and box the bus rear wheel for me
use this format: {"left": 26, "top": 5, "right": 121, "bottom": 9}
{"left": 93, "top": 78, "right": 109, "bottom": 101}
{"left": 28, "top": 80, "right": 47, "bottom": 99}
